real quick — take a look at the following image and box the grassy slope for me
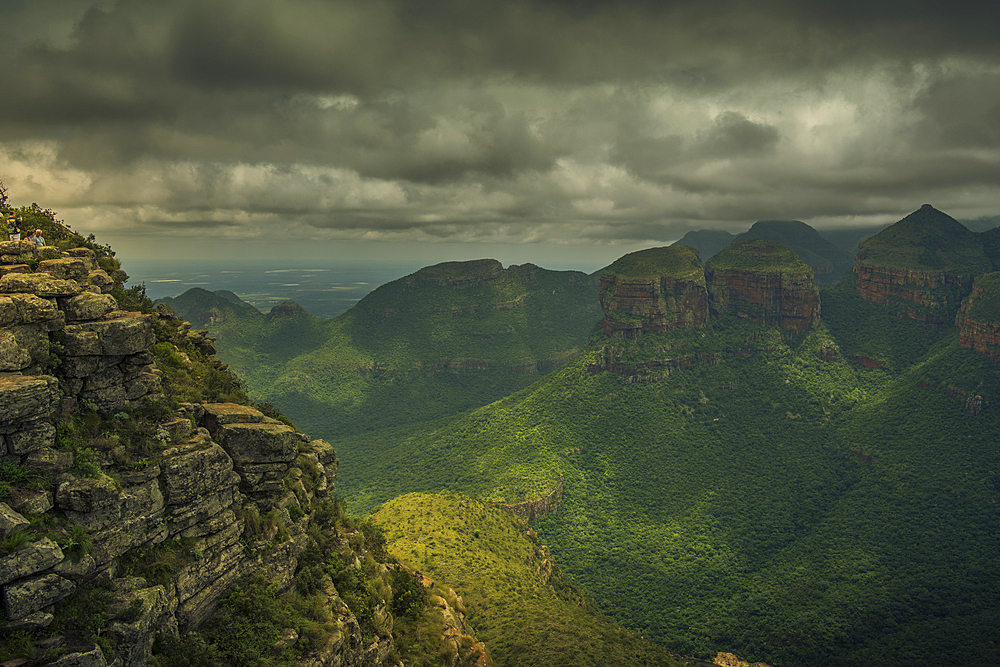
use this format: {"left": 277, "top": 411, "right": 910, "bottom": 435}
{"left": 705, "top": 239, "right": 811, "bottom": 275}
{"left": 375, "top": 491, "right": 686, "bottom": 667}
{"left": 167, "top": 264, "right": 601, "bottom": 443}
{"left": 337, "top": 288, "right": 1000, "bottom": 666}
{"left": 603, "top": 245, "right": 705, "bottom": 281}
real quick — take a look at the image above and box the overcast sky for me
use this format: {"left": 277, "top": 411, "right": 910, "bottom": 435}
{"left": 1, "top": 0, "right": 999, "bottom": 267}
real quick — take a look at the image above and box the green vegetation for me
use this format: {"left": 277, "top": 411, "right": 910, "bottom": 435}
{"left": 377, "top": 492, "right": 685, "bottom": 667}
{"left": 602, "top": 246, "right": 704, "bottom": 281}
{"left": 962, "top": 271, "right": 1000, "bottom": 322}
{"left": 734, "top": 220, "right": 854, "bottom": 285}
{"left": 857, "top": 205, "right": 993, "bottom": 274}
{"left": 327, "top": 285, "right": 1000, "bottom": 666}
{"left": 705, "top": 238, "right": 811, "bottom": 274}
{"left": 160, "top": 261, "right": 601, "bottom": 441}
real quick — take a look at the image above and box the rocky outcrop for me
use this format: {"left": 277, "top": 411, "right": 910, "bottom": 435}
{"left": 854, "top": 205, "right": 992, "bottom": 326}
{"left": 854, "top": 263, "right": 977, "bottom": 326}
{"left": 599, "top": 246, "right": 708, "bottom": 338}
{"left": 267, "top": 300, "right": 306, "bottom": 320}
{"left": 0, "top": 398, "right": 342, "bottom": 665}
{"left": 956, "top": 272, "right": 1000, "bottom": 363}
{"left": 494, "top": 475, "right": 564, "bottom": 523}
{"left": 424, "top": 584, "right": 491, "bottom": 667}
{"left": 706, "top": 240, "right": 820, "bottom": 332}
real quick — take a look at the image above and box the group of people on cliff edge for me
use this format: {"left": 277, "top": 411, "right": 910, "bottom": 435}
{"left": 4, "top": 212, "right": 44, "bottom": 246}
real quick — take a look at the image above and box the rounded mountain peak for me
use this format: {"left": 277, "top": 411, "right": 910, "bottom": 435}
{"left": 413, "top": 258, "right": 503, "bottom": 287}
{"left": 602, "top": 245, "right": 704, "bottom": 282}
{"left": 706, "top": 239, "right": 811, "bottom": 275}
{"left": 858, "top": 204, "right": 990, "bottom": 273}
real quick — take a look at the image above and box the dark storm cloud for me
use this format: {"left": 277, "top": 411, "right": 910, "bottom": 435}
{"left": 911, "top": 71, "right": 1000, "bottom": 148}
{"left": 698, "top": 112, "right": 780, "bottom": 157}
{"left": 0, "top": 0, "right": 998, "bottom": 249}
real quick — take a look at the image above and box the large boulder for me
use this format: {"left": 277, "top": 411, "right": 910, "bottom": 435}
{"left": 0, "top": 537, "right": 65, "bottom": 585}
{"left": 0, "top": 502, "right": 29, "bottom": 534}
{"left": 36, "top": 257, "right": 90, "bottom": 282}
{"left": 219, "top": 423, "right": 299, "bottom": 465}
{"left": 0, "top": 374, "right": 59, "bottom": 424}
{"left": 58, "top": 292, "right": 118, "bottom": 322}
{"left": 0, "top": 273, "right": 81, "bottom": 298}
{"left": 0, "top": 240, "right": 37, "bottom": 256}
{"left": 3, "top": 572, "right": 76, "bottom": 620}
{"left": 0, "top": 329, "right": 31, "bottom": 371}
{"left": 59, "top": 312, "right": 154, "bottom": 357}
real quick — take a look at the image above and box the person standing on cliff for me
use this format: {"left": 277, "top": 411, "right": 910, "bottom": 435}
{"left": 7, "top": 214, "right": 22, "bottom": 241}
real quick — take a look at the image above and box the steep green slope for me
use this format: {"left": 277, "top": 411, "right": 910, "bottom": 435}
{"left": 157, "top": 287, "right": 263, "bottom": 327}
{"left": 376, "top": 492, "right": 685, "bottom": 667}
{"left": 165, "top": 261, "right": 601, "bottom": 440}
{"left": 335, "top": 299, "right": 1000, "bottom": 666}
{"left": 856, "top": 204, "right": 992, "bottom": 273}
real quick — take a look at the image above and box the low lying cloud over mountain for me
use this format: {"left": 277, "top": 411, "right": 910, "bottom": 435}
{"left": 1, "top": 0, "right": 998, "bottom": 259}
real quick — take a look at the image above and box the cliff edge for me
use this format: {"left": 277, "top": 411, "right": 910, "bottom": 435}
{"left": 598, "top": 245, "right": 708, "bottom": 338}
{"left": 854, "top": 204, "right": 992, "bottom": 326}
{"left": 706, "top": 239, "right": 820, "bottom": 332}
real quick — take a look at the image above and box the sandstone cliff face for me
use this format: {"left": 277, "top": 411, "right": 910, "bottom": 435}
{"left": 956, "top": 272, "right": 1000, "bottom": 363}
{"left": 853, "top": 204, "right": 992, "bottom": 326}
{"left": 705, "top": 267, "right": 820, "bottom": 332}
{"left": 703, "top": 240, "right": 820, "bottom": 332}
{"left": 599, "top": 272, "right": 708, "bottom": 338}
{"left": 493, "top": 475, "right": 564, "bottom": 523}
{"left": 598, "top": 246, "right": 708, "bottom": 338}
{"left": 854, "top": 261, "right": 976, "bottom": 326}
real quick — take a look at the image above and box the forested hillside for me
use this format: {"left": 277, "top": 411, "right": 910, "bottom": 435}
{"left": 316, "top": 209, "right": 1000, "bottom": 666}
{"left": 161, "top": 261, "right": 601, "bottom": 442}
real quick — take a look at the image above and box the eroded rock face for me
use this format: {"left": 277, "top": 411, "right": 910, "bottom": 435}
{"left": 598, "top": 246, "right": 708, "bottom": 338}
{"left": 854, "top": 205, "right": 991, "bottom": 326}
{"left": 706, "top": 267, "right": 820, "bottom": 332}
{"left": 956, "top": 272, "right": 1000, "bottom": 363}
{"left": 854, "top": 263, "right": 975, "bottom": 326}
{"left": 599, "top": 272, "right": 708, "bottom": 337}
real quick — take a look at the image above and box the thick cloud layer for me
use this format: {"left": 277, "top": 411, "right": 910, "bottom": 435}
{"left": 1, "top": 0, "right": 998, "bottom": 258}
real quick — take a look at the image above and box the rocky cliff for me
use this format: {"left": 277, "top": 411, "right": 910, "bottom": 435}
{"left": 854, "top": 205, "right": 993, "bottom": 326}
{"left": 956, "top": 272, "right": 1000, "bottom": 363}
{"left": 705, "top": 240, "right": 820, "bottom": 332}
{"left": 0, "top": 237, "right": 490, "bottom": 666}
{"left": 598, "top": 246, "right": 708, "bottom": 338}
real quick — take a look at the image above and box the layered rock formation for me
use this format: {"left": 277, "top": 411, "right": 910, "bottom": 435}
{"left": 599, "top": 246, "right": 708, "bottom": 338}
{"left": 0, "top": 397, "right": 349, "bottom": 665}
{"left": 705, "top": 240, "right": 820, "bottom": 332}
{"left": 956, "top": 272, "right": 1000, "bottom": 363}
{"left": 854, "top": 205, "right": 993, "bottom": 326}
{"left": 0, "top": 239, "right": 449, "bottom": 666}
